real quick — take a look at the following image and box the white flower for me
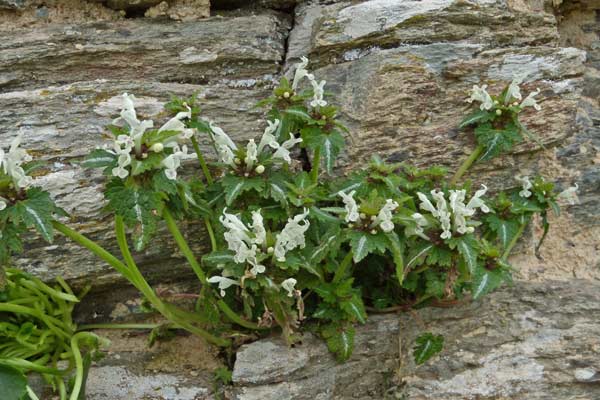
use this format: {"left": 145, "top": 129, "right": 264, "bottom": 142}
{"left": 274, "top": 208, "right": 310, "bottom": 262}
{"left": 449, "top": 189, "right": 474, "bottom": 235}
{"left": 158, "top": 105, "right": 195, "bottom": 145}
{"left": 407, "top": 212, "right": 429, "bottom": 240}
{"left": 466, "top": 184, "right": 490, "bottom": 214}
{"left": 0, "top": 198, "right": 7, "bottom": 211}
{"left": 273, "top": 133, "right": 302, "bottom": 164}
{"left": 258, "top": 119, "right": 280, "bottom": 153}
{"left": 417, "top": 192, "right": 438, "bottom": 216}
{"left": 557, "top": 183, "right": 579, "bottom": 206}
{"left": 207, "top": 276, "right": 239, "bottom": 297}
{"left": 0, "top": 133, "right": 33, "bottom": 189}
{"left": 292, "top": 56, "right": 314, "bottom": 90}
{"left": 209, "top": 121, "right": 238, "bottom": 167}
{"left": 374, "top": 199, "right": 399, "bottom": 233}
{"left": 431, "top": 190, "right": 452, "bottom": 239}
{"left": 520, "top": 88, "right": 541, "bottom": 111}
{"left": 515, "top": 175, "right": 532, "bottom": 198}
{"left": 112, "top": 153, "right": 131, "bottom": 179}
{"left": 338, "top": 190, "right": 359, "bottom": 223}
{"left": 112, "top": 93, "right": 154, "bottom": 153}
{"left": 467, "top": 84, "right": 494, "bottom": 111}
{"left": 504, "top": 77, "right": 522, "bottom": 104}
{"left": 249, "top": 259, "right": 266, "bottom": 276}
{"left": 244, "top": 139, "right": 258, "bottom": 170}
{"left": 163, "top": 145, "right": 194, "bottom": 180}
{"left": 281, "top": 278, "right": 297, "bottom": 297}
{"left": 309, "top": 78, "right": 327, "bottom": 108}
{"left": 250, "top": 210, "right": 266, "bottom": 245}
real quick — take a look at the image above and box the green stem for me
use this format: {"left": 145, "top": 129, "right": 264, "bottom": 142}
{"left": 501, "top": 220, "right": 528, "bottom": 260}
{"left": 333, "top": 251, "right": 354, "bottom": 283}
{"left": 77, "top": 323, "right": 162, "bottom": 331}
{"left": 191, "top": 136, "right": 214, "bottom": 185}
{"left": 163, "top": 209, "right": 265, "bottom": 330}
{"left": 27, "top": 385, "right": 41, "bottom": 400}
{"left": 310, "top": 147, "right": 321, "bottom": 182}
{"left": 450, "top": 144, "right": 484, "bottom": 186}
{"left": 204, "top": 218, "right": 217, "bottom": 252}
{"left": 114, "top": 216, "right": 231, "bottom": 347}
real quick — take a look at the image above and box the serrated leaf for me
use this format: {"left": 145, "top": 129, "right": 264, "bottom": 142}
{"left": 486, "top": 215, "right": 520, "bottom": 250}
{"left": 413, "top": 332, "right": 444, "bottom": 365}
{"left": 8, "top": 188, "right": 60, "bottom": 243}
{"left": 459, "top": 110, "right": 493, "bottom": 129}
{"left": 129, "top": 153, "right": 164, "bottom": 176}
{"left": 282, "top": 106, "right": 312, "bottom": 121}
{"left": 310, "top": 226, "right": 341, "bottom": 264}
{"left": 0, "top": 364, "right": 28, "bottom": 400}
{"left": 303, "top": 130, "right": 345, "bottom": 175}
{"left": 310, "top": 206, "right": 340, "bottom": 224}
{"left": 406, "top": 243, "right": 433, "bottom": 269}
{"left": 340, "top": 294, "right": 367, "bottom": 324}
{"left": 455, "top": 235, "right": 479, "bottom": 276}
{"left": 386, "top": 232, "right": 405, "bottom": 285}
{"left": 475, "top": 122, "right": 522, "bottom": 161}
{"left": 221, "top": 175, "right": 265, "bottom": 206}
{"left": 82, "top": 149, "right": 117, "bottom": 169}
{"left": 472, "top": 265, "right": 511, "bottom": 299}
{"left": 348, "top": 231, "right": 388, "bottom": 263}
{"left": 322, "top": 324, "right": 355, "bottom": 362}
{"left": 202, "top": 251, "right": 235, "bottom": 267}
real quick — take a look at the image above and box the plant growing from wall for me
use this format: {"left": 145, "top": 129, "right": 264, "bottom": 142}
{"left": 2, "top": 58, "right": 578, "bottom": 379}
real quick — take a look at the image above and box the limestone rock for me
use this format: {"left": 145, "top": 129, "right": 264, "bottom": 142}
{"left": 0, "top": 0, "right": 31, "bottom": 9}
{"left": 144, "top": 0, "right": 210, "bottom": 21}
{"left": 231, "top": 280, "right": 600, "bottom": 400}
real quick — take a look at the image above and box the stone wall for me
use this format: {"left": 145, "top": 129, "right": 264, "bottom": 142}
{"left": 1, "top": 0, "right": 598, "bottom": 288}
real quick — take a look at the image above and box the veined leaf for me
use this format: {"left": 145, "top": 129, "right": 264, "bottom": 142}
{"left": 202, "top": 251, "right": 235, "bottom": 267}
{"left": 0, "top": 364, "right": 28, "bottom": 400}
{"left": 282, "top": 106, "right": 312, "bottom": 121}
{"left": 82, "top": 149, "right": 116, "bottom": 169}
{"left": 386, "top": 231, "right": 405, "bottom": 285}
{"left": 459, "top": 110, "right": 493, "bottom": 129}
{"left": 486, "top": 215, "right": 520, "bottom": 250}
{"left": 348, "top": 231, "right": 388, "bottom": 263}
{"left": 221, "top": 175, "right": 265, "bottom": 206}
{"left": 471, "top": 264, "right": 511, "bottom": 299}
{"left": 455, "top": 235, "right": 479, "bottom": 276}
{"left": 322, "top": 323, "right": 355, "bottom": 362}
{"left": 475, "top": 122, "right": 522, "bottom": 161}
{"left": 340, "top": 294, "right": 367, "bottom": 324}
{"left": 413, "top": 332, "right": 444, "bottom": 365}
{"left": 406, "top": 243, "right": 434, "bottom": 269}
{"left": 310, "top": 206, "right": 340, "bottom": 224}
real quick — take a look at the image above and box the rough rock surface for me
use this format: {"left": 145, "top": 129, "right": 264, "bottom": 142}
{"left": 231, "top": 280, "right": 600, "bottom": 399}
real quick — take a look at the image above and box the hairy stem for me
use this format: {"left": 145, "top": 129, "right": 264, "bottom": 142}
{"left": 501, "top": 219, "right": 528, "bottom": 260}
{"left": 450, "top": 144, "right": 484, "bottom": 186}
{"left": 333, "top": 251, "right": 354, "bottom": 283}
{"left": 310, "top": 147, "right": 321, "bottom": 182}
{"left": 190, "top": 136, "right": 214, "bottom": 185}
{"left": 204, "top": 218, "right": 217, "bottom": 252}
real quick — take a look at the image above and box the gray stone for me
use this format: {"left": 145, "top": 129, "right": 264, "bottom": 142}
{"left": 231, "top": 280, "right": 600, "bottom": 400}
{"left": 0, "top": 0, "right": 30, "bottom": 9}
{"left": 104, "top": 0, "right": 165, "bottom": 11}
{"left": 0, "top": 14, "right": 290, "bottom": 91}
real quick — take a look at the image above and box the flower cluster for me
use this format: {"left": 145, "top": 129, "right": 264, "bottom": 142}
{"left": 291, "top": 56, "right": 327, "bottom": 109}
{"left": 207, "top": 208, "right": 309, "bottom": 297}
{"left": 415, "top": 186, "right": 489, "bottom": 240}
{"left": 338, "top": 191, "right": 399, "bottom": 234}
{"left": 209, "top": 119, "right": 302, "bottom": 175}
{"left": 108, "top": 93, "right": 196, "bottom": 180}
{"left": 467, "top": 77, "right": 542, "bottom": 112}
{"left": 0, "top": 134, "right": 33, "bottom": 210}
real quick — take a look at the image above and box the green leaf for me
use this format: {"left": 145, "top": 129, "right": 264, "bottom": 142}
{"left": 8, "top": 188, "right": 60, "bottom": 243}
{"left": 406, "top": 243, "right": 434, "bottom": 269}
{"left": 322, "top": 323, "right": 355, "bottom": 362}
{"left": 472, "top": 265, "right": 511, "bottom": 299}
{"left": 386, "top": 232, "right": 405, "bottom": 285}
{"left": 129, "top": 153, "right": 164, "bottom": 176}
{"left": 455, "top": 235, "right": 479, "bottom": 276}
{"left": 202, "top": 251, "right": 235, "bottom": 267}
{"left": 475, "top": 122, "right": 522, "bottom": 161}
{"left": 459, "top": 109, "right": 493, "bottom": 129}
{"left": 303, "top": 130, "right": 345, "bottom": 175}
{"left": 309, "top": 226, "right": 341, "bottom": 265}
{"left": 340, "top": 294, "right": 367, "bottom": 324}
{"left": 310, "top": 206, "right": 340, "bottom": 224}
{"left": 486, "top": 215, "right": 520, "bottom": 250}
{"left": 221, "top": 175, "right": 265, "bottom": 206}
{"left": 348, "top": 231, "right": 388, "bottom": 263}
{"left": 282, "top": 106, "right": 312, "bottom": 121}
{"left": 0, "top": 365, "right": 28, "bottom": 400}
{"left": 413, "top": 332, "right": 444, "bottom": 365}
{"left": 82, "top": 148, "right": 116, "bottom": 170}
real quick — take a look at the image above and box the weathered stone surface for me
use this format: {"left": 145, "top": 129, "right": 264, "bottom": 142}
{"left": 0, "top": 79, "right": 272, "bottom": 285}
{"left": 0, "top": 14, "right": 289, "bottom": 91}
{"left": 104, "top": 0, "right": 165, "bottom": 11}
{"left": 0, "top": 0, "right": 31, "bottom": 9}
{"left": 231, "top": 280, "right": 600, "bottom": 399}
{"left": 144, "top": 0, "right": 210, "bottom": 21}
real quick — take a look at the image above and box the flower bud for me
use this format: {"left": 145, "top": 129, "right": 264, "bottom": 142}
{"left": 496, "top": 109, "right": 502, "bottom": 116}
{"left": 493, "top": 100, "right": 499, "bottom": 105}
{"left": 359, "top": 213, "right": 366, "bottom": 220}
{"left": 321, "top": 115, "right": 327, "bottom": 120}
{"left": 255, "top": 165, "right": 265, "bottom": 174}
{"left": 150, "top": 143, "right": 164, "bottom": 153}
{"left": 283, "top": 92, "right": 290, "bottom": 99}
{"left": 141, "top": 153, "right": 148, "bottom": 159}
{"left": 370, "top": 229, "right": 377, "bottom": 235}
{"left": 244, "top": 172, "right": 250, "bottom": 177}
{"left": 512, "top": 101, "right": 519, "bottom": 107}
{"left": 348, "top": 223, "right": 354, "bottom": 228}
{"left": 370, "top": 215, "right": 376, "bottom": 221}
{"left": 267, "top": 247, "right": 274, "bottom": 254}
{"left": 234, "top": 157, "right": 241, "bottom": 165}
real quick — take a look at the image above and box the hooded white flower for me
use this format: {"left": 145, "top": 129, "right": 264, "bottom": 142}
{"left": 520, "top": 88, "right": 541, "bottom": 111}
{"left": 0, "top": 133, "right": 33, "bottom": 189}
{"left": 207, "top": 276, "right": 240, "bottom": 297}
{"left": 112, "top": 93, "right": 154, "bottom": 153}
{"left": 209, "top": 121, "right": 238, "bottom": 166}
{"left": 467, "top": 84, "right": 494, "bottom": 111}
{"left": 407, "top": 212, "right": 429, "bottom": 240}
{"left": 449, "top": 189, "right": 475, "bottom": 235}
{"left": 0, "top": 199, "right": 6, "bottom": 210}
{"left": 431, "top": 189, "right": 452, "bottom": 239}
{"left": 250, "top": 210, "right": 266, "bottom": 245}
{"left": 504, "top": 77, "right": 523, "bottom": 104}
{"left": 292, "top": 56, "right": 314, "bottom": 91}
{"left": 309, "top": 78, "right": 327, "bottom": 108}
{"left": 466, "top": 184, "right": 490, "bottom": 214}
{"left": 374, "top": 199, "right": 399, "bottom": 233}
{"left": 244, "top": 139, "right": 258, "bottom": 170}
{"left": 158, "top": 105, "right": 195, "bottom": 145}
{"left": 515, "top": 175, "right": 532, "bottom": 198}
{"left": 557, "top": 183, "right": 579, "bottom": 206}
{"left": 274, "top": 208, "right": 310, "bottom": 262}
{"left": 338, "top": 190, "right": 359, "bottom": 223}
{"left": 162, "top": 145, "right": 195, "bottom": 180}
{"left": 258, "top": 119, "right": 281, "bottom": 153}
{"left": 273, "top": 133, "right": 302, "bottom": 164}
{"left": 417, "top": 192, "right": 438, "bottom": 216}
{"left": 281, "top": 278, "right": 297, "bottom": 297}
